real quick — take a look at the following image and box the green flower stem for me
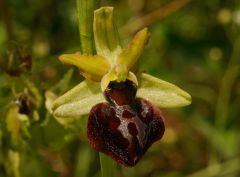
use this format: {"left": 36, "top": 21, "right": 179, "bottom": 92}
{"left": 100, "top": 153, "right": 116, "bottom": 177}
{"left": 76, "top": 0, "right": 99, "bottom": 54}
{"left": 215, "top": 36, "right": 240, "bottom": 130}
{"left": 208, "top": 34, "right": 240, "bottom": 167}
{"left": 76, "top": 1, "right": 116, "bottom": 177}
{"left": 205, "top": 35, "right": 240, "bottom": 168}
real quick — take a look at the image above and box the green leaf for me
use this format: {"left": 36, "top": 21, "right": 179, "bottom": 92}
{"left": 137, "top": 73, "right": 191, "bottom": 108}
{"left": 94, "top": 7, "right": 122, "bottom": 61}
{"left": 59, "top": 53, "right": 110, "bottom": 81}
{"left": 117, "top": 28, "right": 150, "bottom": 70}
{"left": 52, "top": 80, "right": 104, "bottom": 118}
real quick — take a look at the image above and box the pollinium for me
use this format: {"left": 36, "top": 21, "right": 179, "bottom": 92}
{"left": 87, "top": 80, "right": 165, "bottom": 167}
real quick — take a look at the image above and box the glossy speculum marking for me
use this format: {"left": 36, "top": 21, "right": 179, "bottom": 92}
{"left": 87, "top": 80, "right": 165, "bottom": 167}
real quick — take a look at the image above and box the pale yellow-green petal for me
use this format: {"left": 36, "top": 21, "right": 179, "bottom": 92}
{"left": 59, "top": 53, "right": 110, "bottom": 81}
{"left": 116, "top": 28, "right": 150, "bottom": 70}
{"left": 137, "top": 73, "right": 191, "bottom": 108}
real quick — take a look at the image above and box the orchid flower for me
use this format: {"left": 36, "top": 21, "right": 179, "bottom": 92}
{"left": 51, "top": 7, "right": 191, "bottom": 167}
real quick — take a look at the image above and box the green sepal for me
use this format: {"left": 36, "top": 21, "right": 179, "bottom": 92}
{"left": 137, "top": 73, "right": 191, "bottom": 108}
{"left": 53, "top": 93, "right": 104, "bottom": 118}
{"left": 59, "top": 53, "right": 110, "bottom": 81}
{"left": 94, "top": 7, "right": 122, "bottom": 62}
{"left": 52, "top": 80, "right": 104, "bottom": 118}
{"left": 117, "top": 28, "right": 150, "bottom": 70}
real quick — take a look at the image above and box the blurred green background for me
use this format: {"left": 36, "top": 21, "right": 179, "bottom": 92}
{"left": 0, "top": 0, "right": 239, "bottom": 177}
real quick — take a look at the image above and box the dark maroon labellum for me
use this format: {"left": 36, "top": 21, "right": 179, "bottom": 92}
{"left": 87, "top": 80, "right": 165, "bottom": 167}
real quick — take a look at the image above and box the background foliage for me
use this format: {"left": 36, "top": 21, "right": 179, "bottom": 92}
{"left": 0, "top": 0, "right": 239, "bottom": 177}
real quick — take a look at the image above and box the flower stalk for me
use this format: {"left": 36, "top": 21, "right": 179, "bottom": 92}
{"left": 76, "top": 0, "right": 99, "bottom": 54}
{"left": 76, "top": 1, "right": 116, "bottom": 176}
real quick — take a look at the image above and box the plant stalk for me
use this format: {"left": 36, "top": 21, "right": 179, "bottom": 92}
{"left": 76, "top": 1, "right": 116, "bottom": 177}
{"left": 76, "top": 0, "right": 99, "bottom": 54}
{"left": 100, "top": 153, "right": 116, "bottom": 177}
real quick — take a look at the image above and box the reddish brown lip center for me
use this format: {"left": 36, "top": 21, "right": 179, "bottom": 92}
{"left": 104, "top": 80, "right": 137, "bottom": 106}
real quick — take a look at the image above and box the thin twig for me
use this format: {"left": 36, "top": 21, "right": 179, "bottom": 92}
{"left": 120, "top": 0, "right": 192, "bottom": 36}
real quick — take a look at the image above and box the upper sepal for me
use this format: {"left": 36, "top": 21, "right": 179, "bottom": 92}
{"left": 94, "top": 7, "right": 122, "bottom": 61}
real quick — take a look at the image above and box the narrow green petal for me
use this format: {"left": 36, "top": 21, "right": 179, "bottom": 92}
{"left": 53, "top": 93, "right": 104, "bottom": 118}
{"left": 52, "top": 80, "right": 102, "bottom": 111}
{"left": 94, "top": 7, "right": 122, "bottom": 61}
{"left": 116, "top": 28, "right": 150, "bottom": 70}
{"left": 137, "top": 73, "right": 191, "bottom": 108}
{"left": 59, "top": 53, "right": 110, "bottom": 81}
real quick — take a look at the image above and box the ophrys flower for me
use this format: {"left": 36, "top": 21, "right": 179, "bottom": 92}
{"left": 52, "top": 7, "right": 191, "bottom": 167}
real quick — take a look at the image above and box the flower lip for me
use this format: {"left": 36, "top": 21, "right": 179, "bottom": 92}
{"left": 104, "top": 80, "right": 137, "bottom": 106}
{"left": 87, "top": 97, "right": 165, "bottom": 167}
